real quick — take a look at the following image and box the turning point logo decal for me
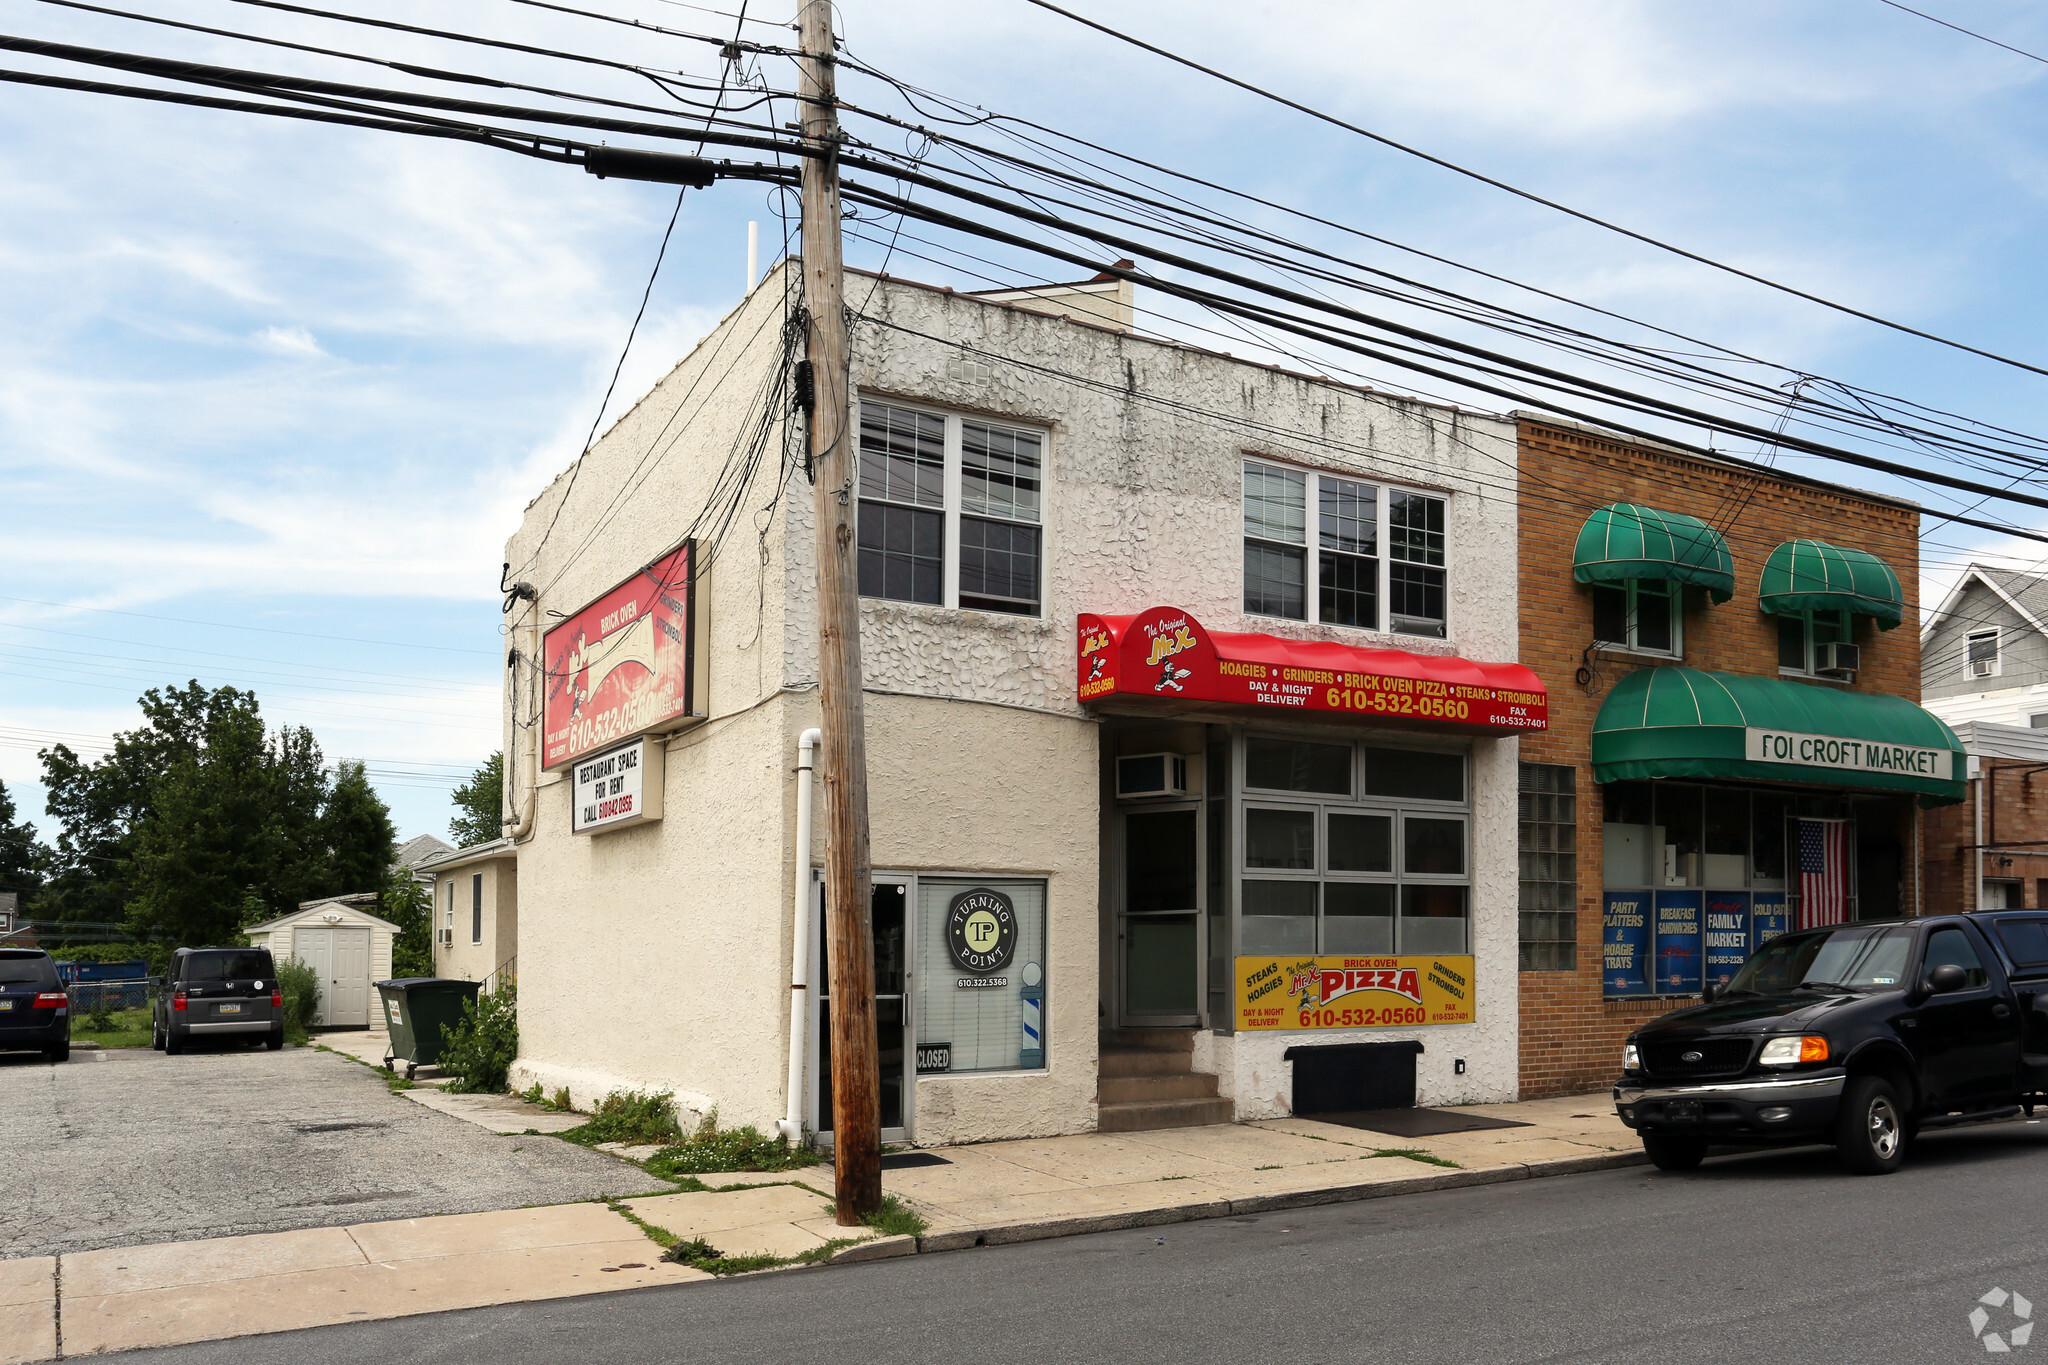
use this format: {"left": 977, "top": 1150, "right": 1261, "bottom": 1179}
{"left": 1972, "top": 1287, "right": 2034, "bottom": 1353}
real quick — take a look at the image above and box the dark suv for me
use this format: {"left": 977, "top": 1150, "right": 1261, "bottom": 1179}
{"left": 152, "top": 947, "right": 283, "bottom": 1054}
{"left": 0, "top": 949, "right": 71, "bottom": 1063}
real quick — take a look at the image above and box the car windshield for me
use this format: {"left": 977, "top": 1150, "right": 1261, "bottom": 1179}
{"left": 183, "top": 951, "right": 274, "bottom": 982}
{"left": 0, "top": 953, "right": 55, "bottom": 986}
{"left": 1727, "top": 926, "right": 1913, "bottom": 995}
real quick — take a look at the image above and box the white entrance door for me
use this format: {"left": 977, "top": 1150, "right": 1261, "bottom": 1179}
{"left": 295, "top": 928, "right": 333, "bottom": 1026}
{"left": 327, "top": 928, "right": 371, "bottom": 1026}
{"left": 294, "top": 927, "right": 372, "bottom": 1027}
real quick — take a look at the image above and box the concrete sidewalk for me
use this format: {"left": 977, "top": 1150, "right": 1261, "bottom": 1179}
{"left": 2, "top": 1092, "right": 1638, "bottom": 1361}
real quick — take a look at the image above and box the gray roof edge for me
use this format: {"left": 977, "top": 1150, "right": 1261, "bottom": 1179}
{"left": 1953, "top": 721, "right": 2048, "bottom": 761}
{"left": 414, "top": 837, "right": 518, "bottom": 873}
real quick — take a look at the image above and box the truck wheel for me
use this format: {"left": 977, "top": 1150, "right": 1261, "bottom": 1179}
{"left": 152, "top": 1015, "right": 166, "bottom": 1051}
{"left": 266, "top": 1027, "right": 285, "bottom": 1051}
{"left": 165, "top": 1029, "right": 184, "bottom": 1057}
{"left": 45, "top": 1042, "right": 69, "bottom": 1064}
{"left": 1642, "top": 1135, "right": 1707, "bottom": 1171}
{"left": 1835, "top": 1075, "right": 1906, "bottom": 1175}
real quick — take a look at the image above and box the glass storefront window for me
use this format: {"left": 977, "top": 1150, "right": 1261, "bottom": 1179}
{"left": 1401, "top": 885, "right": 1468, "bottom": 954}
{"left": 1364, "top": 747, "right": 1463, "bottom": 802}
{"left": 1659, "top": 784, "right": 1703, "bottom": 887}
{"left": 1328, "top": 812, "right": 1393, "bottom": 872}
{"left": 1245, "top": 807, "right": 1315, "bottom": 869}
{"left": 1752, "top": 792, "right": 1788, "bottom": 887}
{"left": 1242, "top": 880, "right": 1317, "bottom": 953}
{"left": 1323, "top": 883, "right": 1395, "bottom": 952}
{"left": 1245, "top": 737, "right": 1351, "bottom": 794}
{"left": 1404, "top": 816, "right": 1466, "bottom": 876}
{"left": 916, "top": 876, "right": 1047, "bottom": 1074}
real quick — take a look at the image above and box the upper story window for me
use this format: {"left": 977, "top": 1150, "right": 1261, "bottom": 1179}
{"left": 1241, "top": 459, "right": 1446, "bottom": 637}
{"left": 857, "top": 400, "right": 1044, "bottom": 617}
{"left": 1966, "top": 630, "right": 2001, "bottom": 681}
{"left": 1591, "top": 580, "right": 1679, "bottom": 656}
{"left": 1777, "top": 608, "right": 1852, "bottom": 677}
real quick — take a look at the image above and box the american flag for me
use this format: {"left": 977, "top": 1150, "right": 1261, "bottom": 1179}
{"left": 1797, "top": 818, "right": 1849, "bottom": 928}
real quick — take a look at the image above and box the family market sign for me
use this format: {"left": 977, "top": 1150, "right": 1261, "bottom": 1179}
{"left": 1076, "top": 606, "right": 1547, "bottom": 732}
{"left": 1746, "top": 729, "right": 1954, "bottom": 782}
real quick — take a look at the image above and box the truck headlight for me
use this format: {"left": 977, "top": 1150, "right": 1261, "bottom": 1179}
{"left": 1623, "top": 1043, "right": 1640, "bottom": 1072}
{"left": 1759, "top": 1035, "right": 1829, "bottom": 1066}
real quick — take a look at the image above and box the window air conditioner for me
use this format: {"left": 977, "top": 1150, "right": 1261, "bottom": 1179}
{"left": 436, "top": 928, "right": 453, "bottom": 947}
{"left": 1116, "top": 752, "right": 1188, "bottom": 799}
{"left": 1814, "top": 642, "right": 1860, "bottom": 677}
{"left": 1969, "top": 657, "right": 1997, "bottom": 680}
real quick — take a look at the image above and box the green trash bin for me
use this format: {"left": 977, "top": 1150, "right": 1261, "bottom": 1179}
{"left": 375, "top": 978, "right": 482, "bottom": 1079}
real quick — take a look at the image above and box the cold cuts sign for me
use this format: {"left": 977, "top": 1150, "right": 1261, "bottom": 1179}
{"left": 1077, "top": 607, "right": 1546, "bottom": 732}
{"left": 571, "top": 738, "right": 664, "bottom": 835}
{"left": 543, "top": 543, "right": 698, "bottom": 770}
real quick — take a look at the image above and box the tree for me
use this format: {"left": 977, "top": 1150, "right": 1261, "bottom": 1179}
{"left": 0, "top": 778, "right": 48, "bottom": 916}
{"left": 321, "top": 760, "right": 397, "bottom": 894}
{"left": 379, "top": 862, "right": 434, "bottom": 978}
{"left": 449, "top": 752, "right": 504, "bottom": 848}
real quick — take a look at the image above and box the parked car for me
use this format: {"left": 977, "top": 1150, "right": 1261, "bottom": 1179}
{"left": 1615, "top": 914, "right": 2048, "bottom": 1174}
{"left": 0, "top": 949, "right": 70, "bottom": 1063}
{"left": 152, "top": 947, "right": 283, "bottom": 1054}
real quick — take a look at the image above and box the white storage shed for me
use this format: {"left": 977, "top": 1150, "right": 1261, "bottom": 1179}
{"left": 244, "top": 899, "right": 398, "bottom": 1029}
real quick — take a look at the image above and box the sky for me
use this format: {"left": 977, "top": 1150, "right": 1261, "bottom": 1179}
{"left": 5, "top": 0, "right": 2048, "bottom": 845}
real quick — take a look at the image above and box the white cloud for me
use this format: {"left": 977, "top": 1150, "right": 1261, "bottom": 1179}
{"left": 254, "top": 325, "right": 326, "bottom": 359}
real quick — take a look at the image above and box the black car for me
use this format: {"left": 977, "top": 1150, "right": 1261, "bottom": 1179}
{"left": 1615, "top": 913, "right": 2047, "bottom": 1174}
{"left": 0, "top": 949, "right": 71, "bottom": 1063}
{"left": 152, "top": 947, "right": 283, "bottom": 1054}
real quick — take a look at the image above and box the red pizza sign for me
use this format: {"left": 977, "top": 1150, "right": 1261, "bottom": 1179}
{"left": 542, "top": 544, "right": 697, "bottom": 769}
{"left": 1077, "top": 606, "right": 1546, "bottom": 732}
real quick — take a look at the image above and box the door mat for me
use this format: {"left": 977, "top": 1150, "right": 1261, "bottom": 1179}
{"left": 879, "top": 1152, "right": 952, "bottom": 1170}
{"left": 1300, "top": 1107, "right": 1533, "bottom": 1138}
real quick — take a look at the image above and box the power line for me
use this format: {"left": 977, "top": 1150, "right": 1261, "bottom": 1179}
{"left": 1016, "top": 0, "right": 2048, "bottom": 381}
{"left": 1877, "top": 0, "right": 2048, "bottom": 65}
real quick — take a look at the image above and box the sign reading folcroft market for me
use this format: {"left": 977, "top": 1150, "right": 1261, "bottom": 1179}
{"left": 1746, "top": 729, "right": 1955, "bottom": 781}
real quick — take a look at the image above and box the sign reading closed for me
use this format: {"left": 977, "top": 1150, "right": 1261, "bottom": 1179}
{"left": 571, "top": 737, "right": 664, "bottom": 836}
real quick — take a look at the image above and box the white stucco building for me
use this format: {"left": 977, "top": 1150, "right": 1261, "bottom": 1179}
{"left": 498, "top": 263, "right": 1540, "bottom": 1146}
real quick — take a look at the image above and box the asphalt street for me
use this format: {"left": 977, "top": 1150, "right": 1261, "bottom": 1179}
{"left": 0, "top": 1043, "right": 664, "bottom": 1257}
{"left": 100, "top": 1118, "right": 2048, "bottom": 1365}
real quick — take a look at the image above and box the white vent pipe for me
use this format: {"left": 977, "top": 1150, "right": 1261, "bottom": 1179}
{"left": 779, "top": 727, "right": 822, "bottom": 1141}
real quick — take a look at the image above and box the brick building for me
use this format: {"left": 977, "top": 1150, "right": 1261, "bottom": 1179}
{"left": 1512, "top": 415, "right": 1965, "bottom": 1098}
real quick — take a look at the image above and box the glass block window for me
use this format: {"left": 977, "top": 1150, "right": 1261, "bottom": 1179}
{"left": 1518, "top": 762, "right": 1578, "bottom": 971}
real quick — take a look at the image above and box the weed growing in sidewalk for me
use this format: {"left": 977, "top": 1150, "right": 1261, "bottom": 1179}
{"left": 640, "top": 1112, "right": 818, "bottom": 1177}
{"left": 516, "top": 1082, "right": 576, "bottom": 1113}
{"left": 611, "top": 1201, "right": 859, "bottom": 1276}
{"left": 563, "top": 1090, "right": 683, "bottom": 1146}
{"left": 1368, "top": 1148, "right": 1461, "bottom": 1169}
{"left": 860, "top": 1195, "right": 927, "bottom": 1238}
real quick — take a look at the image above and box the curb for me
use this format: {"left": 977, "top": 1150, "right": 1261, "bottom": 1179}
{"left": 911, "top": 1150, "right": 1647, "bottom": 1254}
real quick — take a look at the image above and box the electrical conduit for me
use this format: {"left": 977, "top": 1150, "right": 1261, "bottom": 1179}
{"left": 780, "top": 727, "right": 822, "bottom": 1141}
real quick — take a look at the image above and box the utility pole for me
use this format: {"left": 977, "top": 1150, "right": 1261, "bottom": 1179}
{"left": 798, "top": 0, "right": 881, "bottom": 1225}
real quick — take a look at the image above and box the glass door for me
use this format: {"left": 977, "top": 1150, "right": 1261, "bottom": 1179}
{"left": 814, "top": 875, "right": 910, "bottom": 1144}
{"left": 1120, "top": 805, "right": 1204, "bottom": 1027}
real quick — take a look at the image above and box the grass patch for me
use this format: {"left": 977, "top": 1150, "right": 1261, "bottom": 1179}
{"left": 861, "top": 1195, "right": 927, "bottom": 1239}
{"left": 72, "top": 1007, "right": 152, "bottom": 1049}
{"left": 386, "top": 1076, "right": 416, "bottom": 1093}
{"left": 1254, "top": 1164, "right": 1283, "bottom": 1171}
{"left": 1369, "top": 1148, "right": 1461, "bottom": 1169}
{"left": 640, "top": 1113, "right": 818, "bottom": 1178}
{"left": 612, "top": 1202, "right": 854, "bottom": 1276}
{"left": 562, "top": 1090, "right": 683, "bottom": 1147}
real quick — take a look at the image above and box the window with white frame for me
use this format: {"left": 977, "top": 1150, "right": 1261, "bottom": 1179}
{"left": 1241, "top": 459, "right": 1447, "bottom": 637}
{"left": 1776, "top": 608, "right": 1852, "bottom": 675}
{"left": 1966, "top": 630, "right": 2001, "bottom": 680}
{"left": 1235, "top": 735, "right": 1469, "bottom": 956}
{"left": 1590, "top": 580, "right": 1680, "bottom": 656}
{"left": 471, "top": 873, "right": 483, "bottom": 945}
{"left": 856, "top": 400, "right": 1045, "bottom": 616}
{"left": 443, "top": 881, "right": 454, "bottom": 936}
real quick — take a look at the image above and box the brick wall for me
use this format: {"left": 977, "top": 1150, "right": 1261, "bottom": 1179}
{"left": 1514, "top": 417, "right": 1924, "bottom": 1098}
{"left": 1923, "top": 758, "right": 2048, "bottom": 914}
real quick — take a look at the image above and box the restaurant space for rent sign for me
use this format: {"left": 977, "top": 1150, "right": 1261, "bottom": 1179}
{"left": 1235, "top": 955, "right": 1476, "bottom": 1031}
{"left": 570, "top": 737, "right": 664, "bottom": 835}
{"left": 542, "top": 543, "right": 699, "bottom": 770}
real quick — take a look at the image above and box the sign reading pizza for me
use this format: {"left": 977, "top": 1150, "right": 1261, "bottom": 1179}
{"left": 1077, "top": 607, "right": 1545, "bottom": 732}
{"left": 1236, "top": 954, "right": 1476, "bottom": 1031}
{"left": 542, "top": 543, "right": 698, "bottom": 770}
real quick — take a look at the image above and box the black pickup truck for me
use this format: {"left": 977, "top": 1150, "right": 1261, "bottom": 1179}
{"left": 1614, "top": 912, "right": 2048, "bottom": 1174}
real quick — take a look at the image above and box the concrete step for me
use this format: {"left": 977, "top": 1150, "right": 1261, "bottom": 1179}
{"left": 1098, "top": 1072, "right": 1221, "bottom": 1104}
{"left": 1099, "top": 1027, "right": 1196, "bottom": 1054}
{"left": 1097, "top": 1096, "right": 1236, "bottom": 1133}
{"left": 1099, "top": 1048, "right": 1196, "bottom": 1078}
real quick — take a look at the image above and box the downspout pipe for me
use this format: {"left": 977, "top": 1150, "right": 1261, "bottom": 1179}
{"left": 504, "top": 603, "right": 542, "bottom": 843}
{"left": 779, "top": 727, "right": 823, "bottom": 1142}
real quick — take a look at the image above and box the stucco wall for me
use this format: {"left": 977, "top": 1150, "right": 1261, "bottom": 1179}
{"left": 503, "top": 263, "right": 1523, "bottom": 1135}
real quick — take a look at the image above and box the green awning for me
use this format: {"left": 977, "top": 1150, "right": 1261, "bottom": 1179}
{"left": 1591, "top": 666, "right": 1965, "bottom": 804}
{"left": 1758, "top": 539, "right": 1904, "bottom": 630}
{"left": 1571, "top": 503, "right": 1735, "bottom": 604}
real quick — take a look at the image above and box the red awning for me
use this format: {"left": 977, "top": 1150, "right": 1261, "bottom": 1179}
{"left": 1078, "top": 607, "right": 1547, "bottom": 733}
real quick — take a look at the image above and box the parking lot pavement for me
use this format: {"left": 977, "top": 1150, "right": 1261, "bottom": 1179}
{"left": 0, "top": 1043, "right": 670, "bottom": 1259}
